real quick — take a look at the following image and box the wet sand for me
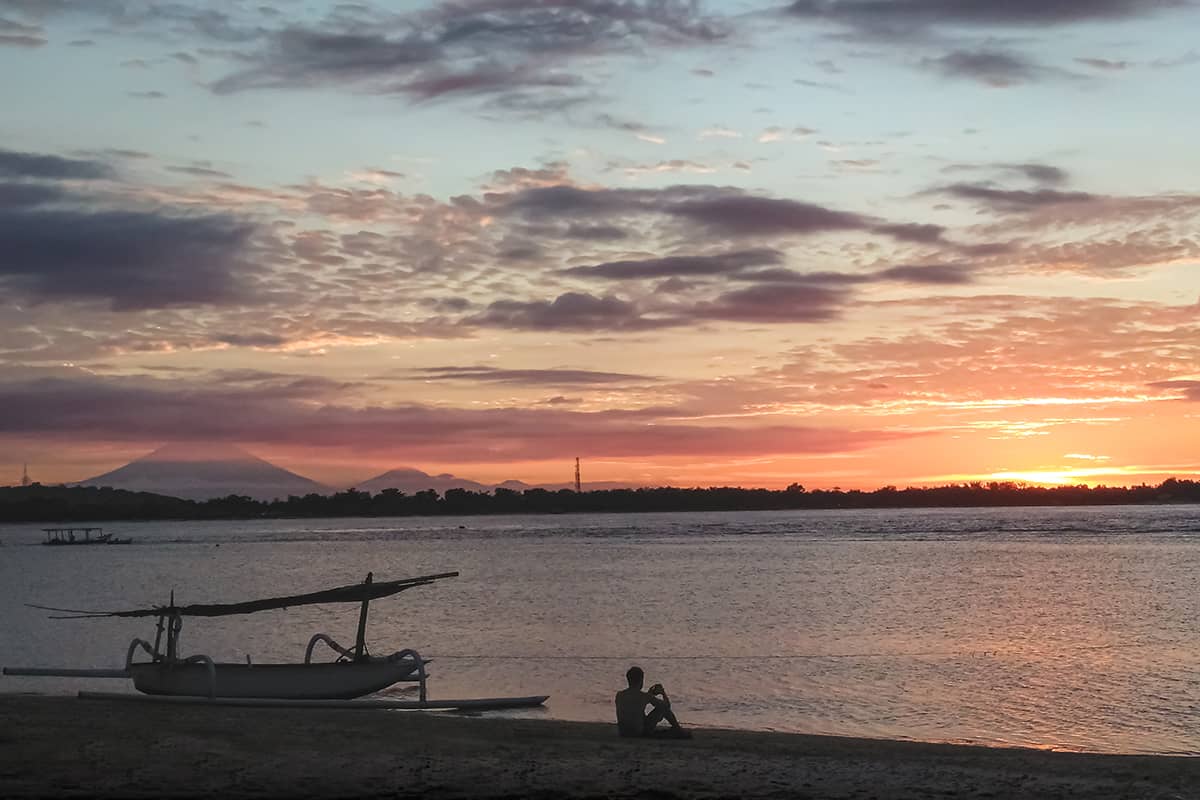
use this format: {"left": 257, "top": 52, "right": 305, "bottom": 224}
{"left": 1, "top": 695, "right": 1196, "bottom": 799}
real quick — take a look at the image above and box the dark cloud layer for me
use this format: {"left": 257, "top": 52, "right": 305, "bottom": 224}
{"left": 942, "top": 183, "right": 1099, "bottom": 211}
{"left": 470, "top": 291, "right": 669, "bottom": 331}
{"left": 0, "top": 370, "right": 908, "bottom": 462}
{"left": 786, "top": 0, "right": 1184, "bottom": 35}
{"left": 0, "top": 148, "right": 113, "bottom": 180}
{"left": 0, "top": 148, "right": 260, "bottom": 311}
{"left": 922, "top": 49, "right": 1057, "bottom": 87}
{"left": 212, "top": 0, "right": 727, "bottom": 101}
{"left": 0, "top": 181, "right": 69, "bottom": 208}
{"left": 469, "top": 260, "right": 972, "bottom": 332}
{"left": 695, "top": 283, "right": 846, "bottom": 322}
{"left": 1149, "top": 379, "right": 1200, "bottom": 401}
{"left": 410, "top": 365, "right": 656, "bottom": 385}
{"left": 500, "top": 184, "right": 945, "bottom": 242}
{"left": 562, "top": 248, "right": 783, "bottom": 279}
{"left": 0, "top": 208, "right": 255, "bottom": 310}
{"left": 1004, "top": 163, "right": 1069, "bottom": 184}
{"left": 668, "top": 194, "right": 870, "bottom": 236}
{"left": 564, "top": 250, "right": 973, "bottom": 288}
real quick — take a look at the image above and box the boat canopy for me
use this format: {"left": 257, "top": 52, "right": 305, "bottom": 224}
{"left": 30, "top": 571, "right": 459, "bottom": 619}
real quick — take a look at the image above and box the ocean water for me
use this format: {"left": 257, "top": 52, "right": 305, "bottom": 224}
{"left": 2, "top": 505, "right": 1200, "bottom": 755}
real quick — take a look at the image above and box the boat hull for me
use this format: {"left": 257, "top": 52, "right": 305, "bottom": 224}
{"left": 129, "top": 660, "right": 421, "bottom": 700}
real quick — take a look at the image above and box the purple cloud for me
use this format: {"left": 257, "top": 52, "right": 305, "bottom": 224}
{"left": 562, "top": 248, "right": 784, "bottom": 279}
{"left": 0, "top": 148, "right": 114, "bottom": 180}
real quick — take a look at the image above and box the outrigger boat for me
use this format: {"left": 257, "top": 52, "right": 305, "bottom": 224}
{"left": 43, "top": 527, "right": 132, "bottom": 546}
{"left": 4, "top": 571, "right": 547, "bottom": 711}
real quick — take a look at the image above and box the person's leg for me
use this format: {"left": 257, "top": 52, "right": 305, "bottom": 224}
{"left": 643, "top": 702, "right": 681, "bottom": 734}
{"left": 642, "top": 705, "right": 668, "bottom": 734}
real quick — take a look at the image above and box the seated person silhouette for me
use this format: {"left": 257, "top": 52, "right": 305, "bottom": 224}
{"left": 615, "top": 666, "right": 690, "bottom": 738}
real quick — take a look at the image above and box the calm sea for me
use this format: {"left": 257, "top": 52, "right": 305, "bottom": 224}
{"left": 3, "top": 505, "right": 1199, "bottom": 755}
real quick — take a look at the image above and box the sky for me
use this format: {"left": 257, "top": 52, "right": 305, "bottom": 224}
{"left": 1, "top": 0, "right": 1198, "bottom": 491}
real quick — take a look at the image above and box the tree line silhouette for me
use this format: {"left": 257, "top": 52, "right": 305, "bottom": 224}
{"left": 1, "top": 478, "right": 1199, "bottom": 522}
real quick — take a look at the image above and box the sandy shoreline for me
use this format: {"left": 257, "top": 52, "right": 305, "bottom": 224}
{"left": 2, "top": 695, "right": 1196, "bottom": 799}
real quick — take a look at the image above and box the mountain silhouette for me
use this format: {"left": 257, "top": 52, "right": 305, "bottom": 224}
{"left": 76, "top": 443, "right": 328, "bottom": 501}
{"left": 354, "top": 467, "right": 492, "bottom": 495}
{"left": 353, "top": 467, "right": 633, "bottom": 494}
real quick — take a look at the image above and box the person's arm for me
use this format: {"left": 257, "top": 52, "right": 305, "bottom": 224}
{"left": 647, "top": 683, "right": 670, "bottom": 707}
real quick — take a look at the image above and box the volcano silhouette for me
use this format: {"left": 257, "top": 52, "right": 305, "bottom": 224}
{"left": 77, "top": 443, "right": 328, "bottom": 501}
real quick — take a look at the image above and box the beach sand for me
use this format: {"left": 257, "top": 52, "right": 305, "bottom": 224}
{"left": 1, "top": 696, "right": 1196, "bottom": 799}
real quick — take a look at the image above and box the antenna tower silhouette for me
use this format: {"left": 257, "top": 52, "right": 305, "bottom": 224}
{"left": 21, "top": 463, "right": 30, "bottom": 487}
{"left": 574, "top": 457, "right": 582, "bottom": 493}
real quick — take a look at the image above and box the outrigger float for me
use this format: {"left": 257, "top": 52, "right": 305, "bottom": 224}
{"left": 3, "top": 571, "right": 547, "bottom": 712}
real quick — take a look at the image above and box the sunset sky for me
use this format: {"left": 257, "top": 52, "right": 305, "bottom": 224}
{"left": 1, "top": 0, "right": 1198, "bottom": 490}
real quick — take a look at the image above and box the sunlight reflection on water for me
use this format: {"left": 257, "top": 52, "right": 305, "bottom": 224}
{"left": 2, "top": 505, "right": 1199, "bottom": 754}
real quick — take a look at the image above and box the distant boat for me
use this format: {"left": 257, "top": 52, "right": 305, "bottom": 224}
{"left": 42, "top": 527, "right": 132, "bottom": 546}
{"left": 4, "top": 571, "right": 548, "bottom": 711}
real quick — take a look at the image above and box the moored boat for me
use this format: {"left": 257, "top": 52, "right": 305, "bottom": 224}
{"left": 3, "top": 571, "right": 548, "bottom": 711}
{"left": 128, "top": 658, "right": 421, "bottom": 700}
{"left": 42, "top": 527, "right": 132, "bottom": 545}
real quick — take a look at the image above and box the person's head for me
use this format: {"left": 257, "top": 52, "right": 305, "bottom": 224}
{"left": 626, "top": 665, "right": 644, "bottom": 689}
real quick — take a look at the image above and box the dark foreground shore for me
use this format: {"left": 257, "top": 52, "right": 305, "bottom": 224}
{"left": 2, "top": 696, "right": 1196, "bottom": 799}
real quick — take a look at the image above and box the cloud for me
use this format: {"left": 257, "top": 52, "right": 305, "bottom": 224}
{"left": 0, "top": 32, "right": 42, "bottom": 46}
{"left": 0, "top": 369, "right": 908, "bottom": 463}
{"left": 941, "top": 161, "right": 1071, "bottom": 185}
{"left": 921, "top": 49, "right": 1065, "bottom": 87}
{"left": 0, "top": 181, "right": 70, "bottom": 208}
{"left": 872, "top": 222, "right": 946, "bottom": 243}
{"left": 0, "top": 160, "right": 259, "bottom": 311}
{"left": 562, "top": 248, "right": 784, "bottom": 279}
{"left": 786, "top": 0, "right": 1185, "bottom": 37}
{"left": 213, "top": 332, "right": 290, "bottom": 348}
{"left": 672, "top": 197, "right": 859, "bottom": 241}
{"left": 1151, "top": 50, "right": 1200, "bottom": 69}
{"left": 733, "top": 263, "right": 974, "bottom": 287}
{"left": 940, "top": 182, "right": 1099, "bottom": 211}
{"left": 564, "top": 223, "right": 627, "bottom": 241}
{"left": 211, "top": 1, "right": 728, "bottom": 103}
{"left": 757, "top": 125, "right": 815, "bottom": 143}
{"left": 1149, "top": 380, "right": 1200, "bottom": 400}
{"left": 614, "top": 158, "right": 720, "bottom": 176}
{"left": 0, "top": 207, "right": 256, "bottom": 310}
{"left": 1003, "top": 163, "right": 1069, "bottom": 185}
{"left": 0, "top": 2, "right": 266, "bottom": 43}
{"left": 403, "top": 66, "right": 585, "bottom": 102}
{"left": 561, "top": 248, "right": 974, "bottom": 288}
{"left": 469, "top": 291, "right": 671, "bottom": 331}
{"left": 698, "top": 125, "right": 742, "bottom": 139}
{"left": 934, "top": 179, "right": 1200, "bottom": 234}
{"left": 1075, "top": 57, "right": 1132, "bottom": 70}
{"left": 0, "top": 15, "right": 43, "bottom": 45}
{"left": 499, "top": 184, "right": 943, "bottom": 242}
{"left": 669, "top": 194, "right": 943, "bottom": 241}
{"left": 1017, "top": 233, "right": 1200, "bottom": 277}
{"left": 408, "top": 366, "right": 656, "bottom": 385}
{"left": 167, "top": 164, "right": 235, "bottom": 179}
{"left": 694, "top": 283, "right": 847, "bottom": 322}
{"left": 0, "top": 149, "right": 261, "bottom": 311}
{"left": 0, "top": 148, "right": 114, "bottom": 180}
{"left": 771, "top": 294, "right": 1200, "bottom": 413}
{"left": 876, "top": 264, "right": 974, "bottom": 284}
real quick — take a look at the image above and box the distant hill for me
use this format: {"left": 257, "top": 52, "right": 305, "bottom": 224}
{"left": 75, "top": 443, "right": 328, "bottom": 501}
{"left": 353, "top": 466, "right": 637, "bottom": 494}
{"left": 354, "top": 467, "right": 492, "bottom": 495}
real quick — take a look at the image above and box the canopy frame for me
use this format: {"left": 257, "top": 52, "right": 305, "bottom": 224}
{"left": 29, "top": 571, "right": 459, "bottom": 620}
